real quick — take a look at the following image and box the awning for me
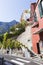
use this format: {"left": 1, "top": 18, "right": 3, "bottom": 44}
{"left": 33, "top": 28, "right": 43, "bottom": 34}
{"left": 32, "top": 22, "right": 38, "bottom": 28}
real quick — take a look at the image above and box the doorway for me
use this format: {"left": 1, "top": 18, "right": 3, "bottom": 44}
{"left": 37, "top": 43, "right": 40, "bottom": 54}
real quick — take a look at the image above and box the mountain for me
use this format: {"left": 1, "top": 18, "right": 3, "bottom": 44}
{"left": 0, "top": 20, "right": 19, "bottom": 34}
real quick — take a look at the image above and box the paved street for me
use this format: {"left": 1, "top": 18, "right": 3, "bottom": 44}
{"left": 0, "top": 54, "right": 43, "bottom": 65}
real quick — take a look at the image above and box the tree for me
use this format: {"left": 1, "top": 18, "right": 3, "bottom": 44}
{"left": 6, "top": 39, "right": 11, "bottom": 49}
{"left": 3, "top": 32, "right": 8, "bottom": 49}
{"left": 0, "top": 42, "right": 2, "bottom": 49}
{"left": 9, "top": 40, "right": 15, "bottom": 49}
{"left": 9, "top": 22, "right": 26, "bottom": 36}
{"left": 3, "top": 32, "right": 8, "bottom": 41}
{"left": 10, "top": 26, "right": 16, "bottom": 32}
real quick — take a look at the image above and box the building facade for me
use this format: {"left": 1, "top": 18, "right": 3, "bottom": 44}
{"left": 30, "top": 0, "right": 43, "bottom": 54}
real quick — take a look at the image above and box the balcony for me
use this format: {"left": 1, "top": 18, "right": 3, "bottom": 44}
{"left": 33, "top": 28, "right": 43, "bottom": 34}
{"left": 32, "top": 22, "right": 39, "bottom": 28}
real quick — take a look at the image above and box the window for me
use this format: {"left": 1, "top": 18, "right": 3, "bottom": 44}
{"left": 38, "top": 0, "right": 43, "bottom": 17}
{"left": 41, "top": 0, "right": 43, "bottom": 10}
{"left": 41, "top": 0, "right": 43, "bottom": 14}
{"left": 33, "top": 12, "right": 37, "bottom": 22}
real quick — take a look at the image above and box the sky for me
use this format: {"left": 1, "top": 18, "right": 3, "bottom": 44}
{"left": 0, "top": 0, "right": 37, "bottom": 22}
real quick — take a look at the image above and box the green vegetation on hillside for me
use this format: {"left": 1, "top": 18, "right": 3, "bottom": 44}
{"left": 10, "top": 20, "right": 26, "bottom": 36}
{"left": 0, "top": 21, "right": 27, "bottom": 49}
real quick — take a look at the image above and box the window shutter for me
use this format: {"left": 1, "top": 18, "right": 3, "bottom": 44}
{"left": 38, "top": 3, "right": 42, "bottom": 17}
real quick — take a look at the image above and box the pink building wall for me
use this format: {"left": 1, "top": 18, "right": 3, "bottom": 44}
{"left": 30, "top": 0, "right": 43, "bottom": 54}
